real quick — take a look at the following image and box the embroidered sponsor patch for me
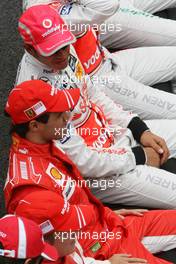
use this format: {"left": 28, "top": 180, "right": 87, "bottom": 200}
{"left": 20, "top": 161, "right": 28, "bottom": 180}
{"left": 40, "top": 220, "right": 54, "bottom": 235}
{"left": 98, "top": 148, "right": 127, "bottom": 155}
{"left": 43, "top": 68, "right": 54, "bottom": 74}
{"left": 75, "top": 62, "right": 84, "bottom": 80}
{"left": 69, "top": 54, "right": 77, "bottom": 72}
{"left": 58, "top": 71, "right": 69, "bottom": 90}
{"left": 24, "top": 101, "right": 46, "bottom": 120}
{"left": 46, "top": 163, "right": 65, "bottom": 186}
{"left": 61, "top": 198, "right": 70, "bottom": 215}
{"left": 50, "top": 167, "right": 62, "bottom": 180}
{"left": 90, "top": 242, "right": 101, "bottom": 253}
{"left": 60, "top": 4, "right": 72, "bottom": 15}
{"left": 62, "top": 176, "right": 75, "bottom": 200}
{"left": 12, "top": 135, "right": 20, "bottom": 151}
{"left": 119, "top": 7, "right": 154, "bottom": 18}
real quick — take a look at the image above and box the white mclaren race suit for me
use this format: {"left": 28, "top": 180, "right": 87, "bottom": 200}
{"left": 72, "top": 28, "right": 176, "bottom": 119}
{"left": 132, "top": 0, "right": 176, "bottom": 13}
{"left": 100, "top": 0, "right": 176, "bottom": 49}
{"left": 22, "top": 1, "right": 176, "bottom": 119}
{"left": 23, "top": 0, "right": 176, "bottom": 49}
{"left": 16, "top": 46, "right": 176, "bottom": 208}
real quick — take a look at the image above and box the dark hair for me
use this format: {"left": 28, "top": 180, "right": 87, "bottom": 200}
{"left": 0, "top": 242, "right": 43, "bottom": 264}
{"left": 4, "top": 111, "right": 50, "bottom": 138}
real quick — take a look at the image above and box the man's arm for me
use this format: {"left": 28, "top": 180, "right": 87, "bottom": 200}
{"left": 14, "top": 187, "right": 99, "bottom": 230}
{"left": 55, "top": 126, "right": 145, "bottom": 179}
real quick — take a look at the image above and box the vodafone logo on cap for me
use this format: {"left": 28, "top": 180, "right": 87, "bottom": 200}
{"left": 0, "top": 231, "right": 7, "bottom": 238}
{"left": 42, "top": 19, "right": 53, "bottom": 29}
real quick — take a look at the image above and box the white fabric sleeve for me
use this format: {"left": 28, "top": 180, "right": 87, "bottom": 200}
{"left": 61, "top": 0, "right": 120, "bottom": 34}
{"left": 23, "top": 0, "right": 52, "bottom": 10}
{"left": 54, "top": 125, "right": 136, "bottom": 179}
{"left": 88, "top": 79, "right": 137, "bottom": 129}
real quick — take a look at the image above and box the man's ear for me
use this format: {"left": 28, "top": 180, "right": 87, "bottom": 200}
{"left": 28, "top": 120, "right": 41, "bottom": 132}
{"left": 24, "top": 43, "right": 37, "bottom": 57}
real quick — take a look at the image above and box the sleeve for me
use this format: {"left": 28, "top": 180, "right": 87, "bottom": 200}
{"left": 59, "top": 0, "right": 120, "bottom": 36}
{"left": 51, "top": 198, "right": 98, "bottom": 231}
{"left": 54, "top": 200, "right": 98, "bottom": 231}
{"left": 15, "top": 53, "right": 39, "bottom": 86}
{"left": 54, "top": 125, "right": 138, "bottom": 179}
{"left": 89, "top": 80, "right": 149, "bottom": 143}
{"left": 23, "top": 0, "right": 52, "bottom": 10}
{"left": 14, "top": 188, "right": 99, "bottom": 231}
{"left": 88, "top": 79, "right": 137, "bottom": 129}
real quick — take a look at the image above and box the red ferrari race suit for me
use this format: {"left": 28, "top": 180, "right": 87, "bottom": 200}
{"left": 42, "top": 242, "right": 110, "bottom": 264}
{"left": 4, "top": 133, "right": 176, "bottom": 263}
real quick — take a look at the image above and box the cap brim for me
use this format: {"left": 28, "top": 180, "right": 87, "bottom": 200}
{"left": 35, "top": 30, "right": 76, "bottom": 57}
{"left": 49, "top": 88, "right": 80, "bottom": 113}
{"left": 41, "top": 242, "right": 59, "bottom": 261}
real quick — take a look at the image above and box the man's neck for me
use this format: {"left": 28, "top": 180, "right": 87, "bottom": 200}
{"left": 25, "top": 133, "right": 49, "bottom": 145}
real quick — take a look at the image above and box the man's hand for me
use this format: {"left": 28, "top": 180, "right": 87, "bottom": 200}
{"left": 109, "top": 254, "right": 147, "bottom": 264}
{"left": 144, "top": 147, "right": 160, "bottom": 168}
{"left": 140, "top": 131, "right": 170, "bottom": 165}
{"left": 114, "top": 209, "right": 148, "bottom": 220}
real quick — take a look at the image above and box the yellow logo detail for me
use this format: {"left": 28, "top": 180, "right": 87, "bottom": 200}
{"left": 75, "top": 62, "right": 83, "bottom": 80}
{"left": 50, "top": 168, "right": 62, "bottom": 180}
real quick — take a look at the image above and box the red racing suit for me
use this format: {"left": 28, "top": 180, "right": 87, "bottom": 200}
{"left": 4, "top": 134, "right": 126, "bottom": 259}
{"left": 4, "top": 134, "right": 176, "bottom": 263}
{"left": 42, "top": 242, "right": 110, "bottom": 264}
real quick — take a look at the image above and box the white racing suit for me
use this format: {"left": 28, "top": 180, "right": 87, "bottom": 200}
{"left": 132, "top": 0, "right": 176, "bottom": 13}
{"left": 23, "top": 0, "right": 176, "bottom": 49}
{"left": 101, "top": 0, "right": 176, "bottom": 49}
{"left": 16, "top": 47, "right": 176, "bottom": 208}
{"left": 92, "top": 45, "right": 176, "bottom": 120}
{"left": 72, "top": 27, "right": 176, "bottom": 119}
{"left": 22, "top": 1, "right": 176, "bottom": 119}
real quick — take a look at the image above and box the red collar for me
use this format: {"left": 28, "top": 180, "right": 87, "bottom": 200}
{"left": 11, "top": 133, "right": 53, "bottom": 156}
